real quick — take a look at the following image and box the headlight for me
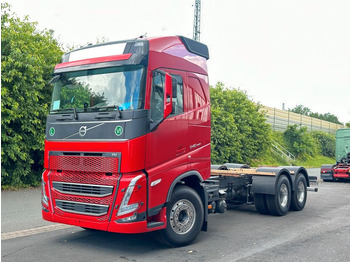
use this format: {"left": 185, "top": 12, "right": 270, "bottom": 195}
{"left": 41, "top": 172, "right": 49, "bottom": 207}
{"left": 117, "top": 175, "right": 142, "bottom": 216}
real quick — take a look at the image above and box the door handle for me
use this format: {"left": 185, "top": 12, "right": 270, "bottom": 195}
{"left": 176, "top": 146, "right": 186, "bottom": 155}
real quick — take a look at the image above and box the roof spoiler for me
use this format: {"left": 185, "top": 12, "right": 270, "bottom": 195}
{"left": 178, "top": 36, "right": 209, "bottom": 60}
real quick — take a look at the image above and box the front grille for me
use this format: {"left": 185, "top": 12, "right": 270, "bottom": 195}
{"left": 49, "top": 155, "right": 119, "bottom": 173}
{"left": 52, "top": 181, "right": 113, "bottom": 197}
{"left": 55, "top": 200, "right": 109, "bottom": 216}
{"left": 50, "top": 170, "right": 118, "bottom": 185}
{"left": 50, "top": 171, "right": 119, "bottom": 220}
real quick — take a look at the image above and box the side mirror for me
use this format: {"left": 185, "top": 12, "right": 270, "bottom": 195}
{"left": 164, "top": 73, "right": 173, "bottom": 118}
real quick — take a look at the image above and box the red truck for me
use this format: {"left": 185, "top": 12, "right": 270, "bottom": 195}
{"left": 321, "top": 128, "right": 350, "bottom": 181}
{"left": 42, "top": 36, "right": 317, "bottom": 246}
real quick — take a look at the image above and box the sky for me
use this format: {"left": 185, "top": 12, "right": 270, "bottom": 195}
{"left": 5, "top": 0, "right": 350, "bottom": 123}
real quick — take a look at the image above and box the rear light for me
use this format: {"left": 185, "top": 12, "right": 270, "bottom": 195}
{"left": 117, "top": 175, "right": 142, "bottom": 216}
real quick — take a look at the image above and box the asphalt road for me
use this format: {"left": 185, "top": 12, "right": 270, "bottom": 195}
{"left": 2, "top": 168, "right": 350, "bottom": 262}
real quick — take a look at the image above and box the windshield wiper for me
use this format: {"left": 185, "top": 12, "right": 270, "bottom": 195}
{"left": 53, "top": 107, "right": 78, "bottom": 120}
{"left": 88, "top": 105, "right": 122, "bottom": 118}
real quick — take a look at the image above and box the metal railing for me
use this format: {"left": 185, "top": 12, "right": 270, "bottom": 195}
{"left": 271, "top": 140, "right": 295, "bottom": 162}
{"left": 260, "top": 105, "right": 343, "bottom": 134}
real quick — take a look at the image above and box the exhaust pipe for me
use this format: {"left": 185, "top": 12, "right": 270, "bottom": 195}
{"left": 307, "top": 187, "right": 318, "bottom": 192}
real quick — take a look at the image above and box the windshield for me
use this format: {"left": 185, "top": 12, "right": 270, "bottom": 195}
{"left": 50, "top": 66, "right": 145, "bottom": 113}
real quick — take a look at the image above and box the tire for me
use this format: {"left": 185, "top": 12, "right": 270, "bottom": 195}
{"left": 254, "top": 193, "right": 270, "bottom": 215}
{"left": 266, "top": 175, "right": 291, "bottom": 216}
{"left": 323, "top": 178, "right": 334, "bottom": 182}
{"left": 158, "top": 186, "right": 204, "bottom": 247}
{"left": 290, "top": 174, "right": 307, "bottom": 211}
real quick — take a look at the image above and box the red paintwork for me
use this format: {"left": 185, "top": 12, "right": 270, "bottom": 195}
{"left": 43, "top": 36, "right": 210, "bottom": 234}
{"left": 54, "top": 53, "right": 132, "bottom": 70}
{"left": 44, "top": 137, "right": 146, "bottom": 173}
{"left": 333, "top": 166, "right": 350, "bottom": 178}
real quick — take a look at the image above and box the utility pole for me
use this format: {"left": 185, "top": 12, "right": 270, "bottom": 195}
{"left": 193, "top": 0, "right": 201, "bottom": 41}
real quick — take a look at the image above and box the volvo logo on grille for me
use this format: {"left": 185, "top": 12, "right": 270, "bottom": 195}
{"left": 79, "top": 126, "right": 87, "bottom": 137}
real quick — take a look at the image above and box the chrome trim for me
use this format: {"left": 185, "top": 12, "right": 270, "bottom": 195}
{"left": 63, "top": 123, "right": 104, "bottom": 139}
{"left": 55, "top": 199, "right": 109, "bottom": 216}
{"left": 52, "top": 181, "right": 113, "bottom": 197}
{"left": 49, "top": 119, "right": 132, "bottom": 125}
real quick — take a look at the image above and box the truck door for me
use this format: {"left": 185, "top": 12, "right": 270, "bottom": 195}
{"left": 186, "top": 75, "right": 211, "bottom": 178}
{"left": 146, "top": 70, "right": 188, "bottom": 208}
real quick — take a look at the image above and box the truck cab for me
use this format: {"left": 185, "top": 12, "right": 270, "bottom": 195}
{"left": 321, "top": 128, "right": 350, "bottom": 181}
{"left": 42, "top": 36, "right": 211, "bottom": 242}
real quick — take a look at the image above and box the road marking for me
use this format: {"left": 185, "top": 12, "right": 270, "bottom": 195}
{"left": 2, "top": 224, "right": 72, "bottom": 240}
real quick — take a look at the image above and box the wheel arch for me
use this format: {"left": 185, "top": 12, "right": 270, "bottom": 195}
{"left": 279, "top": 166, "right": 310, "bottom": 188}
{"left": 166, "top": 170, "right": 205, "bottom": 202}
{"left": 166, "top": 170, "right": 208, "bottom": 231}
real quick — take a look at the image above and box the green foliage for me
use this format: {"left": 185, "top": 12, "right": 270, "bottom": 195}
{"left": 255, "top": 128, "right": 336, "bottom": 167}
{"left": 295, "top": 155, "right": 335, "bottom": 168}
{"left": 283, "top": 125, "right": 319, "bottom": 159}
{"left": 346, "top": 122, "right": 350, "bottom": 128}
{"left": 291, "top": 105, "right": 311, "bottom": 116}
{"left": 210, "top": 82, "right": 272, "bottom": 164}
{"left": 1, "top": 3, "right": 63, "bottom": 187}
{"left": 310, "top": 131, "right": 335, "bottom": 157}
{"left": 290, "top": 104, "right": 342, "bottom": 125}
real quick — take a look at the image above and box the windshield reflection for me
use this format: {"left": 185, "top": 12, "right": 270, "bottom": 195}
{"left": 50, "top": 66, "right": 145, "bottom": 113}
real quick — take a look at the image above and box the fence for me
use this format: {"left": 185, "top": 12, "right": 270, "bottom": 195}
{"left": 261, "top": 105, "right": 343, "bottom": 134}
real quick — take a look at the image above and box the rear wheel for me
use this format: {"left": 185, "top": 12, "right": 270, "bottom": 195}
{"left": 266, "top": 175, "right": 291, "bottom": 216}
{"left": 290, "top": 174, "right": 307, "bottom": 211}
{"left": 254, "top": 193, "right": 270, "bottom": 215}
{"left": 158, "top": 186, "right": 204, "bottom": 247}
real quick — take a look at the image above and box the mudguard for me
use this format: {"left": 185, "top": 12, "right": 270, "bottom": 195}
{"left": 251, "top": 167, "right": 291, "bottom": 195}
{"left": 279, "top": 166, "right": 310, "bottom": 187}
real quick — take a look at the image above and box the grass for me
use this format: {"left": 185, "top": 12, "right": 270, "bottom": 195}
{"left": 295, "top": 155, "right": 335, "bottom": 168}
{"left": 253, "top": 151, "right": 335, "bottom": 168}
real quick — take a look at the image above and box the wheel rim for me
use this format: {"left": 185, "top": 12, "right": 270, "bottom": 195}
{"left": 169, "top": 199, "right": 196, "bottom": 235}
{"left": 297, "top": 180, "right": 305, "bottom": 203}
{"left": 279, "top": 184, "right": 288, "bottom": 207}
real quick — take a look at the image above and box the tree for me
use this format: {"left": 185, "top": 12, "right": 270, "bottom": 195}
{"left": 210, "top": 82, "right": 271, "bottom": 164}
{"left": 291, "top": 105, "right": 311, "bottom": 116}
{"left": 290, "top": 104, "right": 342, "bottom": 125}
{"left": 1, "top": 3, "right": 63, "bottom": 187}
{"left": 283, "top": 125, "right": 319, "bottom": 158}
{"left": 310, "top": 131, "right": 335, "bottom": 157}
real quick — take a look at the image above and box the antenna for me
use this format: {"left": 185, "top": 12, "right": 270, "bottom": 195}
{"left": 193, "top": 0, "right": 201, "bottom": 41}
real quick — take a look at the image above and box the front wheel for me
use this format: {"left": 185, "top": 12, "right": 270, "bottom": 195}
{"left": 158, "top": 186, "right": 204, "bottom": 247}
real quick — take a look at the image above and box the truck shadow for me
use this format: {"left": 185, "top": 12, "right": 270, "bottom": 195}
{"left": 49, "top": 227, "right": 210, "bottom": 260}
{"left": 56, "top": 228, "right": 168, "bottom": 254}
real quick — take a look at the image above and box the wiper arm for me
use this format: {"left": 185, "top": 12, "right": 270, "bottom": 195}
{"left": 54, "top": 107, "right": 78, "bottom": 120}
{"left": 88, "top": 105, "right": 122, "bottom": 118}
{"left": 72, "top": 107, "right": 78, "bottom": 120}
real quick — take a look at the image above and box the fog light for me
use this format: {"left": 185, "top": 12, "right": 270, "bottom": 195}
{"left": 121, "top": 212, "right": 137, "bottom": 222}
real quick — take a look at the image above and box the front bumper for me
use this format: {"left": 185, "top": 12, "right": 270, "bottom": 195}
{"left": 42, "top": 210, "right": 153, "bottom": 233}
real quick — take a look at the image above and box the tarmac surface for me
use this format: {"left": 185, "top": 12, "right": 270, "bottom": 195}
{"left": 2, "top": 168, "right": 350, "bottom": 261}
